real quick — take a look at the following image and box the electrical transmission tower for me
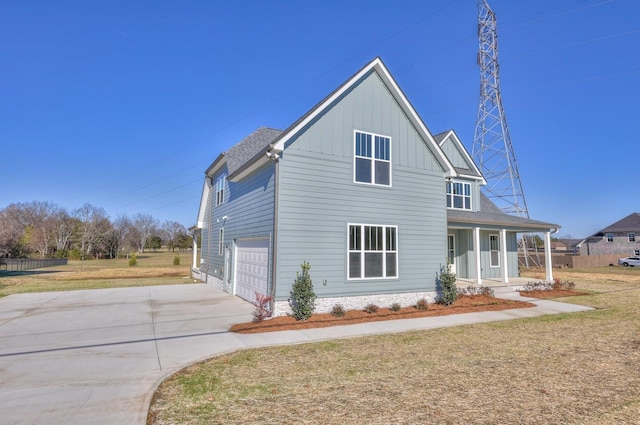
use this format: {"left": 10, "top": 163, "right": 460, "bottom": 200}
{"left": 473, "top": 0, "right": 538, "bottom": 266}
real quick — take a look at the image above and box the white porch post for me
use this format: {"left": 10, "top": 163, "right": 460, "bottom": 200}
{"left": 192, "top": 235, "right": 198, "bottom": 269}
{"left": 501, "top": 228, "right": 509, "bottom": 284}
{"left": 474, "top": 227, "right": 482, "bottom": 286}
{"left": 544, "top": 230, "right": 554, "bottom": 282}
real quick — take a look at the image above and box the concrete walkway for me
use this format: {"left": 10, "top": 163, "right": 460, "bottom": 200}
{"left": 0, "top": 284, "right": 593, "bottom": 425}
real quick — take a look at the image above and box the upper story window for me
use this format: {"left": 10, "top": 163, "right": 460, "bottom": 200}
{"left": 354, "top": 131, "right": 391, "bottom": 186}
{"left": 629, "top": 233, "right": 636, "bottom": 242}
{"left": 446, "top": 181, "right": 472, "bottom": 210}
{"left": 606, "top": 233, "right": 614, "bottom": 242}
{"left": 215, "top": 173, "right": 226, "bottom": 206}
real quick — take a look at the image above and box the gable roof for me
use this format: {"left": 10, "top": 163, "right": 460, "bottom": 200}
{"left": 434, "top": 129, "right": 485, "bottom": 183}
{"left": 270, "top": 57, "right": 455, "bottom": 176}
{"left": 447, "top": 192, "right": 559, "bottom": 231}
{"left": 590, "top": 212, "right": 640, "bottom": 236}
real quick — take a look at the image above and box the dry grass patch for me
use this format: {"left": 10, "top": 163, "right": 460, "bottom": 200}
{"left": 0, "top": 251, "right": 193, "bottom": 296}
{"left": 149, "top": 275, "right": 640, "bottom": 425}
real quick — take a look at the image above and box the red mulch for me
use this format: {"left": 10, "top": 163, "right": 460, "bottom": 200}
{"left": 230, "top": 295, "right": 537, "bottom": 334}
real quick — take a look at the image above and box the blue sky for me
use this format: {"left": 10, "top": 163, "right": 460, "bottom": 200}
{"left": 1, "top": 0, "right": 638, "bottom": 238}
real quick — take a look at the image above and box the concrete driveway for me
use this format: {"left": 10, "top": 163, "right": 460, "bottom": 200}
{"left": 0, "top": 284, "right": 254, "bottom": 425}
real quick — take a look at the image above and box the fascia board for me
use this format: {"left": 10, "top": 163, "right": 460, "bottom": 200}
{"left": 195, "top": 178, "right": 211, "bottom": 228}
{"left": 442, "top": 130, "right": 487, "bottom": 185}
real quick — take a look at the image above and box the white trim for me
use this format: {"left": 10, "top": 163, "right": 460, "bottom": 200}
{"left": 474, "top": 227, "right": 482, "bottom": 286}
{"left": 447, "top": 233, "right": 457, "bottom": 275}
{"left": 500, "top": 229, "right": 509, "bottom": 283}
{"left": 544, "top": 231, "right": 553, "bottom": 282}
{"left": 353, "top": 129, "right": 392, "bottom": 187}
{"left": 347, "top": 223, "right": 398, "bottom": 280}
{"left": 446, "top": 180, "right": 473, "bottom": 211}
{"left": 436, "top": 130, "right": 486, "bottom": 184}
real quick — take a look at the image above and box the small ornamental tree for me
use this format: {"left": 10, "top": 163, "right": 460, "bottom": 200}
{"left": 437, "top": 261, "right": 457, "bottom": 306}
{"left": 289, "top": 261, "right": 316, "bottom": 320}
{"left": 128, "top": 253, "right": 137, "bottom": 267}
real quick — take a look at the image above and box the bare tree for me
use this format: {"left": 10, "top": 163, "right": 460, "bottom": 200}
{"left": 131, "top": 213, "right": 158, "bottom": 253}
{"left": 160, "top": 220, "right": 187, "bottom": 252}
{"left": 111, "top": 214, "right": 133, "bottom": 257}
{"left": 73, "top": 203, "right": 109, "bottom": 258}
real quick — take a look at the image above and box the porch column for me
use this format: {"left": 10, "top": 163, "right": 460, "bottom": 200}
{"left": 192, "top": 235, "right": 198, "bottom": 269}
{"left": 474, "top": 227, "right": 482, "bottom": 286}
{"left": 501, "top": 228, "right": 509, "bottom": 284}
{"left": 544, "top": 230, "right": 554, "bottom": 282}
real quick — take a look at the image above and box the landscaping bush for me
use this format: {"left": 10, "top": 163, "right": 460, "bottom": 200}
{"left": 252, "top": 292, "right": 272, "bottom": 323}
{"left": 415, "top": 298, "right": 429, "bottom": 311}
{"left": 363, "top": 303, "right": 379, "bottom": 314}
{"left": 128, "top": 253, "right": 137, "bottom": 267}
{"left": 289, "top": 261, "right": 316, "bottom": 321}
{"left": 437, "top": 262, "right": 457, "bottom": 306}
{"left": 457, "top": 286, "right": 495, "bottom": 297}
{"left": 553, "top": 279, "right": 576, "bottom": 290}
{"left": 389, "top": 302, "right": 401, "bottom": 312}
{"left": 523, "top": 281, "right": 552, "bottom": 292}
{"left": 173, "top": 255, "right": 180, "bottom": 266}
{"left": 330, "top": 304, "right": 346, "bottom": 317}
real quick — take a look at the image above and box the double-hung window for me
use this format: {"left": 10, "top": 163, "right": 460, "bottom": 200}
{"left": 629, "top": 233, "right": 636, "bottom": 243}
{"left": 489, "top": 234, "right": 500, "bottom": 267}
{"left": 348, "top": 224, "right": 397, "bottom": 279}
{"left": 215, "top": 173, "right": 226, "bottom": 206}
{"left": 606, "top": 233, "right": 614, "bottom": 243}
{"left": 446, "top": 181, "right": 471, "bottom": 210}
{"left": 354, "top": 131, "right": 391, "bottom": 186}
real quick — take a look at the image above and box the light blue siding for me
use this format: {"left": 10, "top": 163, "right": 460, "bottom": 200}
{"left": 275, "top": 71, "right": 447, "bottom": 300}
{"left": 201, "top": 164, "right": 275, "bottom": 289}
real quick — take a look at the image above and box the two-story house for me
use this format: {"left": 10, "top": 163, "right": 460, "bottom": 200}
{"left": 577, "top": 213, "right": 640, "bottom": 256}
{"left": 190, "top": 57, "right": 558, "bottom": 315}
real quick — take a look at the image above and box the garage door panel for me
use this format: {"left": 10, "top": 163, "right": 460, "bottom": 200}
{"left": 235, "top": 238, "right": 269, "bottom": 302}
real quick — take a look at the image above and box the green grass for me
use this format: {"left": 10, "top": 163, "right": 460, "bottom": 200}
{"left": 0, "top": 251, "right": 194, "bottom": 297}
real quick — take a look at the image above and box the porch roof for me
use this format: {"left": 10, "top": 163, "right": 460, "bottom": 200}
{"left": 447, "top": 192, "right": 559, "bottom": 232}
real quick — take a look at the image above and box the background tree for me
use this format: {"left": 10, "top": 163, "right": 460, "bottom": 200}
{"left": 73, "top": 203, "right": 109, "bottom": 258}
{"left": 131, "top": 213, "right": 158, "bottom": 253}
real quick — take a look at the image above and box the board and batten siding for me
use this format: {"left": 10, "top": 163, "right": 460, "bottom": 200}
{"left": 439, "top": 136, "right": 469, "bottom": 169}
{"left": 274, "top": 70, "right": 448, "bottom": 300}
{"left": 202, "top": 164, "right": 276, "bottom": 290}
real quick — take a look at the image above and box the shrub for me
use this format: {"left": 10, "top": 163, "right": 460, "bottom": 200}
{"left": 437, "top": 261, "right": 457, "bottom": 306}
{"left": 415, "top": 298, "right": 429, "bottom": 311}
{"left": 389, "top": 302, "right": 401, "bottom": 312}
{"left": 289, "top": 261, "right": 316, "bottom": 321}
{"left": 128, "top": 253, "right": 137, "bottom": 267}
{"left": 553, "top": 279, "right": 576, "bottom": 290}
{"left": 252, "top": 292, "right": 272, "bottom": 323}
{"left": 330, "top": 304, "right": 346, "bottom": 317}
{"left": 458, "top": 286, "right": 495, "bottom": 297}
{"left": 523, "top": 281, "right": 552, "bottom": 292}
{"left": 173, "top": 255, "right": 180, "bottom": 266}
{"left": 363, "top": 303, "right": 379, "bottom": 314}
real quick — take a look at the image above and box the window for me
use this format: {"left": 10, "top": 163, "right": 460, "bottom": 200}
{"left": 446, "top": 181, "right": 472, "bottom": 210}
{"left": 635, "top": 250, "right": 640, "bottom": 256}
{"left": 629, "top": 233, "right": 636, "bottom": 242}
{"left": 218, "top": 228, "right": 224, "bottom": 256}
{"left": 490, "top": 234, "right": 500, "bottom": 267}
{"left": 348, "top": 224, "right": 397, "bottom": 279}
{"left": 606, "top": 233, "right": 614, "bottom": 242}
{"left": 354, "top": 131, "right": 391, "bottom": 186}
{"left": 215, "top": 174, "right": 226, "bottom": 206}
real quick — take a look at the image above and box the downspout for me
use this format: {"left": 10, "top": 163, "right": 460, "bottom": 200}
{"left": 266, "top": 151, "right": 280, "bottom": 314}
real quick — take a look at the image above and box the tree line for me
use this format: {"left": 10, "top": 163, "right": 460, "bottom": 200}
{"left": 0, "top": 201, "right": 192, "bottom": 259}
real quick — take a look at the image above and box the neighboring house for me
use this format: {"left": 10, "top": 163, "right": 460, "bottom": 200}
{"left": 191, "top": 57, "right": 559, "bottom": 315}
{"left": 577, "top": 213, "right": 640, "bottom": 256}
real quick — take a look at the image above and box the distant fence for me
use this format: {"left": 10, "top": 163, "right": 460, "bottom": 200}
{"left": 551, "top": 254, "right": 622, "bottom": 269}
{"left": 0, "top": 258, "right": 68, "bottom": 271}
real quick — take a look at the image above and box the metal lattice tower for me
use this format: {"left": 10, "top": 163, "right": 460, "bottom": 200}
{"left": 473, "top": 0, "right": 529, "bottom": 218}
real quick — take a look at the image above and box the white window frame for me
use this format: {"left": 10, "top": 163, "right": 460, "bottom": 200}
{"left": 218, "top": 228, "right": 224, "bottom": 256}
{"left": 489, "top": 234, "right": 500, "bottom": 268}
{"left": 606, "top": 233, "right": 614, "bottom": 243}
{"left": 215, "top": 173, "right": 226, "bottom": 206}
{"left": 353, "top": 130, "right": 392, "bottom": 187}
{"left": 635, "top": 250, "right": 640, "bottom": 256}
{"left": 348, "top": 223, "right": 398, "bottom": 280}
{"left": 446, "top": 180, "right": 472, "bottom": 210}
{"left": 629, "top": 233, "right": 636, "bottom": 242}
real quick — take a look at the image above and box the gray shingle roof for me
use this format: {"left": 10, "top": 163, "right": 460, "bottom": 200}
{"left": 592, "top": 212, "right": 640, "bottom": 235}
{"left": 447, "top": 192, "right": 559, "bottom": 230}
{"left": 224, "top": 127, "right": 283, "bottom": 176}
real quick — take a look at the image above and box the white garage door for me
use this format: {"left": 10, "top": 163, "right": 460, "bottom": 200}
{"left": 235, "top": 238, "right": 269, "bottom": 302}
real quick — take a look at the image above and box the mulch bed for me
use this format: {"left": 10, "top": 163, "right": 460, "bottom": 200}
{"left": 230, "top": 294, "right": 537, "bottom": 334}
